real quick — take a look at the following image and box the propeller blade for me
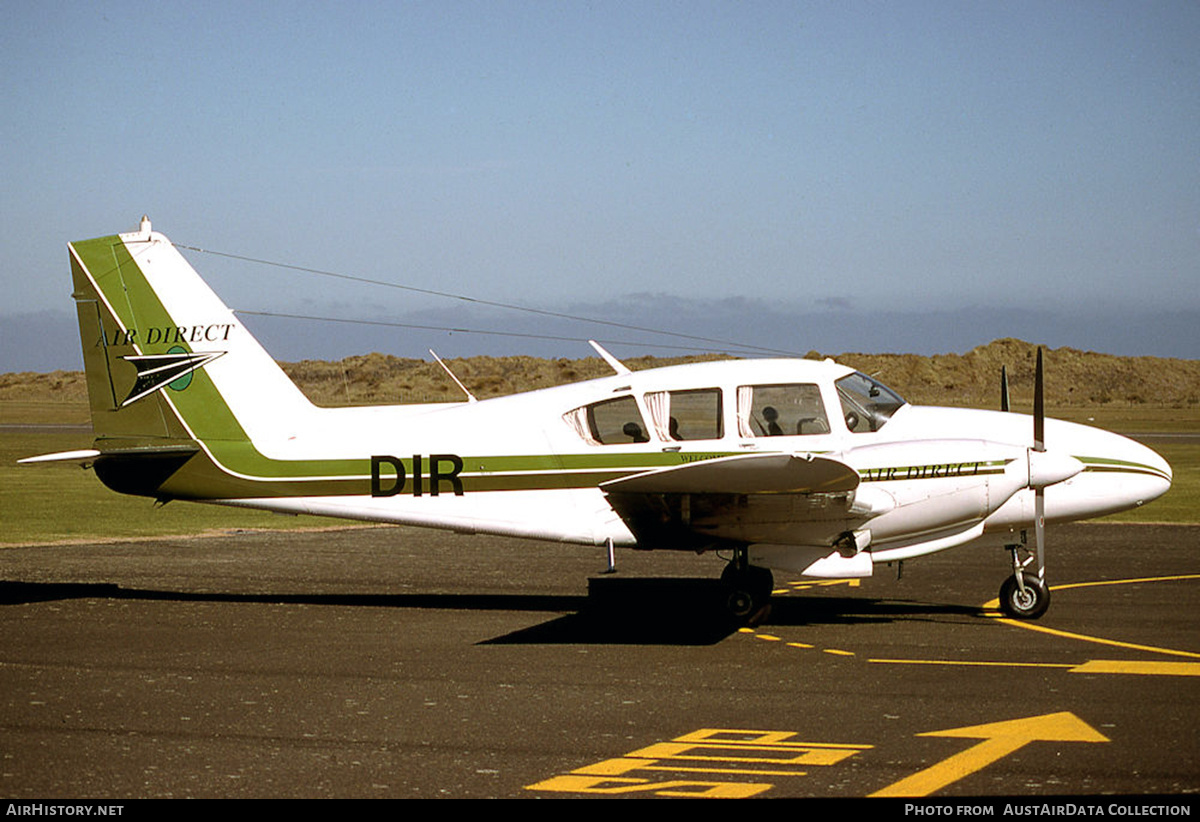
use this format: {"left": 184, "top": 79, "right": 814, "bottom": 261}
{"left": 1033, "top": 347, "right": 1045, "bottom": 451}
{"left": 1000, "top": 365, "right": 1011, "bottom": 412}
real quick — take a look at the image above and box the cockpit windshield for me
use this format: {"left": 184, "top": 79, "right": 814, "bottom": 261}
{"left": 836, "top": 372, "right": 906, "bottom": 433}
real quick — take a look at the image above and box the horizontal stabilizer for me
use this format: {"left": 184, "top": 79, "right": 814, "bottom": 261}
{"left": 21, "top": 444, "right": 201, "bottom": 464}
{"left": 18, "top": 449, "right": 103, "bottom": 466}
{"left": 601, "top": 452, "right": 859, "bottom": 496}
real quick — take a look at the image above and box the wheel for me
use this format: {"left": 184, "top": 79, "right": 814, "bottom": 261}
{"left": 999, "top": 575, "right": 1050, "bottom": 619}
{"left": 721, "top": 564, "right": 774, "bottom": 622}
{"left": 726, "top": 588, "right": 758, "bottom": 619}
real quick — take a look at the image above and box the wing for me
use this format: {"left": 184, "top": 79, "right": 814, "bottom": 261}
{"left": 600, "top": 452, "right": 866, "bottom": 549}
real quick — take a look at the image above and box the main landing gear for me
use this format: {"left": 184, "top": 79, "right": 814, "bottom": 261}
{"left": 722, "top": 546, "right": 774, "bottom": 624}
{"left": 998, "top": 543, "right": 1050, "bottom": 620}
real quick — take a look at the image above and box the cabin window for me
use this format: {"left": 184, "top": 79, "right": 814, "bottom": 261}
{"left": 836, "top": 372, "right": 906, "bottom": 433}
{"left": 736, "top": 383, "right": 830, "bottom": 437}
{"left": 644, "top": 388, "right": 723, "bottom": 441}
{"left": 563, "top": 395, "right": 650, "bottom": 445}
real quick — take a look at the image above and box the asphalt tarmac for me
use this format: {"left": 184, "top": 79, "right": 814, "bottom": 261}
{"left": 1, "top": 522, "right": 1196, "bottom": 799}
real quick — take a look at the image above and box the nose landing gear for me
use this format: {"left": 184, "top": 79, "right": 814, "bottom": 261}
{"left": 999, "top": 544, "right": 1050, "bottom": 619}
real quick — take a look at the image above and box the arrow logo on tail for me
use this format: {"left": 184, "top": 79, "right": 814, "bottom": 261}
{"left": 119, "top": 350, "right": 224, "bottom": 407}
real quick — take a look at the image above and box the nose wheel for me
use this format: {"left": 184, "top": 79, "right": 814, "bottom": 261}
{"left": 999, "top": 573, "right": 1050, "bottom": 619}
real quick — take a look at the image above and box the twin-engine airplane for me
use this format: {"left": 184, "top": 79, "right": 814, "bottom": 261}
{"left": 22, "top": 218, "right": 1172, "bottom": 621}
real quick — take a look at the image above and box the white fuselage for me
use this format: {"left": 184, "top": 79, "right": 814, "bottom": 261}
{"left": 206, "top": 357, "right": 1171, "bottom": 574}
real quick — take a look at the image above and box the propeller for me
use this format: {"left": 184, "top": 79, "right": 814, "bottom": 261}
{"left": 1002, "top": 348, "right": 1048, "bottom": 578}
{"left": 1000, "top": 346, "right": 1081, "bottom": 618}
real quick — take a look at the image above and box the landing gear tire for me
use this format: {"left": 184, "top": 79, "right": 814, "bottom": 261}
{"left": 726, "top": 588, "right": 758, "bottom": 620}
{"left": 721, "top": 564, "right": 774, "bottom": 624}
{"left": 999, "top": 575, "right": 1050, "bottom": 620}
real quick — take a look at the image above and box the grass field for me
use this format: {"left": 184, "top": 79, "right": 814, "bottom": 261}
{"left": 3, "top": 395, "right": 1194, "bottom": 546}
{"left": 1, "top": 428, "right": 340, "bottom": 544}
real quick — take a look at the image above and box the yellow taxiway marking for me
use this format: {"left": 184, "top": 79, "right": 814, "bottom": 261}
{"left": 1071, "top": 659, "right": 1200, "bottom": 676}
{"left": 984, "top": 573, "right": 1200, "bottom": 660}
{"left": 869, "top": 712, "right": 1108, "bottom": 798}
{"left": 1051, "top": 574, "right": 1200, "bottom": 592}
{"left": 870, "top": 658, "right": 1073, "bottom": 669}
{"left": 741, "top": 573, "right": 1199, "bottom": 670}
{"left": 786, "top": 578, "right": 861, "bottom": 591}
{"left": 869, "top": 657, "right": 1200, "bottom": 675}
{"left": 525, "top": 728, "right": 873, "bottom": 798}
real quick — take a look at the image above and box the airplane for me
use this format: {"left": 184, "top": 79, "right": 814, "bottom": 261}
{"left": 20, "top": 217, "right": 1173, "bottom": 622}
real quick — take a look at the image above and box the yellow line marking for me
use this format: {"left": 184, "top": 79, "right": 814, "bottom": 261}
{"left": 983, "top": 574, "right": 1200, "bottom": 660}
{"left": 642, "top": 765, "right": 806, "bottom": 777}
{"left": 869, "top": 712, "right": 1108, "bottom": 798}
{"left": 869, "top": 658, "right": 1072, "bottom": 669}
{"left": 1071, "top": 659, "right": 1200, "bottom": 676}
{"left": 985, "top": 616, "right": 1200, "bottom": 659}
{"left": 1052, "top": 573, "right": 1200, "bottom": 591}
{"left": 739, "top": 625, "right": 848, "bottom": 657}
{"left": 869, "top": 657, "right": 1200, "bottom": 676}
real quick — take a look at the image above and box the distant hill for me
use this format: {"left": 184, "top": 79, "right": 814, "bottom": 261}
{"left": 2, "top": 339, "right": 1197, "bottom": 410}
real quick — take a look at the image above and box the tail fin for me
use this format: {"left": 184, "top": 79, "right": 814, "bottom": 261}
{"left": 25, "top": 218, "right": 379, "bottom": 502}
{"left": 69, "top": 217, "right": 314, "bottom": 449}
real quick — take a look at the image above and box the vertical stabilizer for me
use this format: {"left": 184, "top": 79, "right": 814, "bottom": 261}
{"left": 69, "top": 218, "right": 315, "bottom": 450}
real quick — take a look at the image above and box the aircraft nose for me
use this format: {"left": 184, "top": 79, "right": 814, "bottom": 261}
{"left": 1131, "top": 434, "right": 1172, "bottom": 494}
{"left": 1098, "top": 431, "right": 1173, "bottom": 508}
{"left": 1047, "top": 422, "right": 1173, "bottom": 522}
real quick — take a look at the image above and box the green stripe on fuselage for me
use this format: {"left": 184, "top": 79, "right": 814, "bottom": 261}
{"left": 1078, "top": 456, "right": 1171, "bottom": 482}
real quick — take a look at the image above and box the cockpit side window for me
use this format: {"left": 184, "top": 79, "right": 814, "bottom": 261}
{"left": 644, "top": 388, "right": 723, "bottom": 441}
{"left": 836, "top": 372, "right": 906, "bottom": 433}
{"left": 563, "top": 395, "right": 650, "bottom": 445}
{"left": 736, "top": 383, "right": 830, "bottom": 437}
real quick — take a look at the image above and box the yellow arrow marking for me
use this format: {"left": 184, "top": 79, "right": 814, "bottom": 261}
{"left": 787, "top": 578, "right": 862, "bottom": 590}
{"left": 869, "top": 712, "right": 1108, "bottom": 798}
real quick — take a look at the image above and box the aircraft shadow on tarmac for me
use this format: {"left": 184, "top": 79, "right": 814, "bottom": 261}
{"left": 0, "top": 578, "right": 985, "bottom": 646}
{"left": 483, "top": 578, "right": 987, "bottom": 645}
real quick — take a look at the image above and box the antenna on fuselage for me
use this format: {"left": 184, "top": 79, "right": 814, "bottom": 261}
{"left": 589, "top": 340, "right": 632, "bottom": 376}
{"left": 429, "top": 349, "right": 477, "bottom": 403}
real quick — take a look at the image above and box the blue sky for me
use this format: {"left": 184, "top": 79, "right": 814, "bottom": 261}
{"left": 3, "top": 1, "right": 1198, "bottom": 369}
